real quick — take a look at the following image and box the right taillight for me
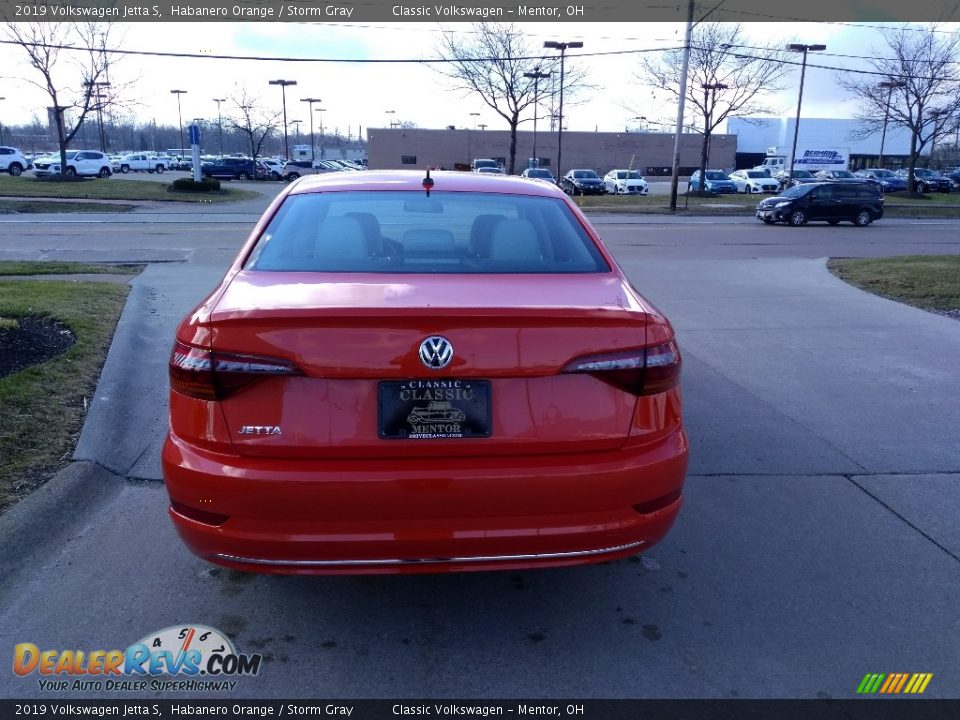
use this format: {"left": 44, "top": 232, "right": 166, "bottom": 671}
{"left": 169, "top": 340, "right": 300, "bottom": 401}
{"left": 561, "top": 340, "right": 681, "bottom": 396}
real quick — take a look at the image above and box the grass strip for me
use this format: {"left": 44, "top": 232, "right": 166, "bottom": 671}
{"left": 828, "top": 256, "right": 960, "bottom": 311}
{"left": 0, "top": 261, "right": 144, "bottom": 276}
{"left": 0, "top": 175, "right": 261, "bottom": 204}
{"left": 0, "top": 276, "right": 133, "bottom": 512}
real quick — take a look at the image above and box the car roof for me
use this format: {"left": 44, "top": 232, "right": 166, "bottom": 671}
{"left": 289, "top": 170, "right": 564, "bottom": 197}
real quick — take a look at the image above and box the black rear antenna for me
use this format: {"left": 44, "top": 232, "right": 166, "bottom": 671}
{"left": 422, "top": 167, "right": 434, "bottom": 196}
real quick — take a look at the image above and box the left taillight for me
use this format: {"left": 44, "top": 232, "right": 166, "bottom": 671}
{"left": 169, "top": 340, "right": 300, "bottom": 401}
{"left": 561, "top": 340, "right": 681, "bottom": 396}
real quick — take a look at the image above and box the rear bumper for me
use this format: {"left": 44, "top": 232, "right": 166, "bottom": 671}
{"left": 162, "top": 429, "right": 688, "bottom": 575}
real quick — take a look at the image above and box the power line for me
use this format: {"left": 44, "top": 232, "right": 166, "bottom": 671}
{"left": 0, "top": 38, "right": 679, "bottom": 64}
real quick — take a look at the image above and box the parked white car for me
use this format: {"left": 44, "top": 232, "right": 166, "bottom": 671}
{"left": 118, "top": 153, "right": 167, "bottom": 173}
{"left": 603, "top": 169, "right": 649, "bottom": 195}
{"left": 729, "top": 169, "right": 780, "bottom": 194}
{"left": 0, "top": 146, "right": 30, "bottom": 176}
{"left": 32, "top": 150, "right": 112, "bottom": 178}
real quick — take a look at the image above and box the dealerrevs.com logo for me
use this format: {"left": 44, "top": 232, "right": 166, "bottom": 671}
{"left": 13, "top": 625, "right": 262, "bottom": 692}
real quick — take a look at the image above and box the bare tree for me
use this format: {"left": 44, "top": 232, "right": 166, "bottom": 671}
{"left": 637, "top": 23, "right": 789, "bottom": 190}
{"left": 434, "top": 23, "right": 586, "bottom": 175}
{"left": 5, "top": 22, "right": 120, "bottom": 175}
{"left": 227, "top": 89, "right": 280, "bottom": 179}
{"left": 838, "top": 24, "right": 960, "bottom": 192}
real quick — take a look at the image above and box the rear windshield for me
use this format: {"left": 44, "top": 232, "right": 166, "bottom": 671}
{"left": 246, "top": 191, "right": 611, "bottom": 274}
{"left": 705, "top": 172, "right": 727, "bottom": 179}
{"left": 572, "top": 170, "right": 598, "bottom": 179}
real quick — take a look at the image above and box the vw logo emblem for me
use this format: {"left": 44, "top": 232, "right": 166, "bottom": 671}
{"left": 419, "top": 336, "right": 453, "bottom": 369}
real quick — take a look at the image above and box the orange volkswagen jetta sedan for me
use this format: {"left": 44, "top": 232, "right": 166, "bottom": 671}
{"left": 162, "top": 170, "right": 688, "bottom": 574}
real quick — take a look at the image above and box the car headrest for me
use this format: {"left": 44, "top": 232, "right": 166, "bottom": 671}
{"left": 315, "top": 216, "right": 368, "bottom": 259}
{"left": 488, "top": 219, "right": 541, "bottom": 262}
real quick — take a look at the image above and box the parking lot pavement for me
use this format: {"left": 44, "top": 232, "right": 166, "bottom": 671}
{"left": 1, "top": 217, "right": 958, "bottom": 699}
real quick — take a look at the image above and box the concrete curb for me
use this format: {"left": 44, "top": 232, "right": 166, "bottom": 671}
{"left": 0, "top": 461, "right": 124, "bottom": 588}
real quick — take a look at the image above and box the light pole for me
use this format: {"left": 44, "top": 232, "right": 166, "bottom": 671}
{"left": 315, "top": 107, "right": 326, "bottom": 159}
{"left": 787, "top": 43, "right": 826, "bottom": 182}
{"left": 632, "top": 115, "right": 647, "bottom": 132}
{"left": 524, "top": 67, "right": 551, "bottom": 169}
{"left": 269, "top": 79, "right": 297, "bottom": 159}
{"left": 170, "top": 89, "right": 187, "bottom": 157}
{"left": 0, "top": 97, "right": 5, "bottom": 145}
{"left": 469, "top": 111, "right": 480, "bottom": 129}
{"left": 290, "top": 119, "right": 302, "bottom": 146}
{"left": 213, "top": 97, "right": 226, "bottom": 157}
{"left": 301, "top": 97, "right": 321, "bottom": 162}
{"left": 478, "top": 123, "right": 487, "bottom": 131}
{"left": 877, "top": 81, "right": 904, "bottom": 168}
{"left": 85, "top": 81, "right": 110, "bottom": 152}
{"left": 544, "top": 40, "right": 583, "bottom": 179}
{"left": 385, "top": 109, "right": 396, "bottom": 128}
{"left": 701, "top": 82, "right": 728, "bottom": 173}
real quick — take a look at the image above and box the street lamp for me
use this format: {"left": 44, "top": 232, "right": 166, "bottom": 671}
{"left": 787, "top": 43, "right": 826, "bottom": 182}
{"left": 876, "top": 81, "right": 906, "bottom": 168}
{"left": 170, "top": 89, "right": 188, "bottom": 157}
{"left": 478, "top": 123, "right": 487, "bottom": 131}
{"left": 632, "top": 116, "right": 647, "bottom": 132}
{"left": 315, "top": 107, "right": 326, "bottom": 159}
{"left": 544, "top": 40, "right": 583, "bottom": 178}
{"left": 85, "top": 81, "right": 110, "bottom": 152}
{"left": 0, "top": 97, "right": 5, "bottom": 145}
{"left": 701, "top": 83, "right": 728, "bottom": 171}
{"left": 385, "top": 109, "right": 396, "bottom": 128}
{"left": 300, "top": 97, "right": 322, "bottom": 162}
{"left": 469, "top": 111, "right": 480, "bottom": 129}
{"left": 524, "top": 67, "right": 551, "bottom": 169}
{"left": 213, "top": 98, "right": 226, "bottom": 157}
{"left": 269, "top": 79, "right": 297, "bottom": 159}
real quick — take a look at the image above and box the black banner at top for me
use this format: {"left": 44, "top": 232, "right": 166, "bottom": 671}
{"left": 3, "top": 699, "right": 960, "bottom": 719}
{"left": 1, "top": 0, "right": 959, "bottom": 22}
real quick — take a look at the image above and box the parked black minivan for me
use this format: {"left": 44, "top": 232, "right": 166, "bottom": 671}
{"left": 756, "top": 181, "right": 884, "bottom": 226}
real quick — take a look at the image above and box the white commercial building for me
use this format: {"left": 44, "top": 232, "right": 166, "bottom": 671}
{"left": 728, "top": 117, "right": 915, "bottom": 169}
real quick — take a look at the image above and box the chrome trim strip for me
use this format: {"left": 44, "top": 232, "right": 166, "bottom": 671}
{"left": 214, "top": 540, "right": 646, "bottom": 567}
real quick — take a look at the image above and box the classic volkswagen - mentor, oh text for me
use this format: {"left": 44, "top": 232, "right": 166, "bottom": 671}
{"left": 163, "top": 171, "right": 688, "bottom": 574}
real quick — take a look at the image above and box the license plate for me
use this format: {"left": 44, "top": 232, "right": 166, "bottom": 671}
{"left": 378, "top": 380, "right": 491, "bottom": 439}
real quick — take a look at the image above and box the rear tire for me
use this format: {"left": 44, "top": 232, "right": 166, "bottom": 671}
{"left": 286, "top": 172, "right": 300, "bottom": 181}
{"left": 9, "top": 163, "right": 23, "bottom": 177}
{"left": 121, "top": 165, "right": 129, "bottom": 173}
{"left": 156, "top": 166, "right": 164, "bottom": 174}
{"left": 853, "top": 210, "right": 872, "bottom": 227}
{"left": 98, "top": 167, "right": 111, "bottom": 178}
{"left": 65, "top": 167, "right": 77, "bottom": 177}
{"left": 788, "top": 209, "right": 807, "bottom": 226}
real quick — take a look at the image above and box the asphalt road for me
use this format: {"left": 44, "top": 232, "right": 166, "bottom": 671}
{"left": 0, "top": 208, "right": 958, "bottom": 700}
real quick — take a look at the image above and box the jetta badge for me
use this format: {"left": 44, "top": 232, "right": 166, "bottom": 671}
{"left": 419, "top": 336, "right": 453, "bottom": 369}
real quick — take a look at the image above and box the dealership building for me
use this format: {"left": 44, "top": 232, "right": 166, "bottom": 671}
{"left": 728, "top": 117, "right": 915, "bottom": 170}
{"left": 367, "top": 127, "right": 736, "bottom": 177}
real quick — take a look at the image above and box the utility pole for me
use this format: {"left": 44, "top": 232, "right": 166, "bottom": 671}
{"left": 669, "top": 0, "right": 695, "bottom": 211}
{"left": 170, "top": 89, "right": 187, "bottom": 157}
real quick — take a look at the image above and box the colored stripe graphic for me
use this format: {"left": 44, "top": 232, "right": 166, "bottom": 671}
{"left": 893, "top": 673, "right": 910, "bottom": 693}
{"left": 857, "top": 673, "right": 885, "bottom": 694}
{"left": 857, "top": 673, "right": 932, "bottom": 694}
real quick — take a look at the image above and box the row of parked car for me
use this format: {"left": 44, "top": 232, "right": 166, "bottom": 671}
{"left": 690, "top": 166, "right": 960, "bottom": 194}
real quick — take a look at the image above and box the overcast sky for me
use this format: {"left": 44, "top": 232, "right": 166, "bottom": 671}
{"left": 2, "top": 21, "right": 957, "bottom": 138}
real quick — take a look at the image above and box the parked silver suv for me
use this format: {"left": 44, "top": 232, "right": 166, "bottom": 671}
{"left": 0, "top": 146, "right": 30, "bottom": 176}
